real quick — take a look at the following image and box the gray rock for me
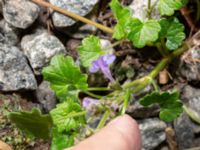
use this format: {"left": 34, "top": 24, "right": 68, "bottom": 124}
{"left": 3, "top": 0, "right": 40, "bottom": 29}
{"left": 182, "top": 85, "right": 200, "bottom": 118}
{"left": 178, "top": 47, "right": 200, "bottom": 82}
{"left": 0, "top": 44, "right": 37, "bottom": 91}
{"left": 127, "top": 100, "right": 159, "bottom": 118}
{"left": 174, "top": 113, "right": 194, "bottom": 149}
{"left": 36, "top": 81, "right": 56, "bottom": 112}
{"left": 181, "top": 85, "right": 200, "bottom": 133}
{"left": 139, "top": 118, "right": 167, "bottom": 150}
{"left": 49, "top": 0, "right": 99, "bottom": 27}
{"left": 21, "top": 31, "right": 66, "bottom": 75}
{"left": 129, "top": 0, "right": 161, "bottom": 21}
{"left": 0, "top": 19, "right": 20, "bottom": 46}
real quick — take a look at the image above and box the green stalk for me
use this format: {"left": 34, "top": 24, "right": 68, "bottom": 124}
{"left": 67, "top": 111, "right": 87, "bottom": 118}
{"left": 96, "top": 110, "right": 111, "bottom": 130}
{"left": 147, "top": 0, "right": 152, "bottom": 19}
{"left": 88, "top": 87, "right": 111, "bottom": 91}
{"left": 123, "top": 41, "right": 193, "bottom": 93}
{"left": 83, "top": 91, "right": 102, "bottom": 99}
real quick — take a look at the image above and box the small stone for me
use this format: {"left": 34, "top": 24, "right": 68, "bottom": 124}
{"left": 178, "top": 47, "right": 200, "bottom": 82}
{"left": 0, "top": 19, "right": 20, "bottom": 46}
{"left": 49, "top": 0, "right": 99, "bottom": 28}
{"left": 3, "top": 0, "right": 40, "bottom": 29}
{"left": 129, "top": 0, "right": 160, "bottom": 21}
{"left": 21, "top": 31, "right": 66, "bottom": 75}
{"left": 139, "top": 118, "right": 167, "bottom": 150}
{"left": 174, "top": 113, "right": 194, "bottom": 149}
{"left": 0, "top": 44, "right": 37, "bottom": 91}
{"left": 36, "top": 81, "right": 56, "bottom": 112}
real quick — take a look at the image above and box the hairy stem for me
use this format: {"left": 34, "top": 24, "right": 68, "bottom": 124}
{"left": 83, "top": 91, "right": 102, "bottom": 99}
{"left": 123, "top": 40, "right": 193, "bottom": 93}
{"left": 96, "top": 109, "right": 111, "bottom": 130}
{"left": 88, "top": 87, "right": 111, "bottom": 91}
{"left": 31, "top": 0, "right": 114, "bottom": 33}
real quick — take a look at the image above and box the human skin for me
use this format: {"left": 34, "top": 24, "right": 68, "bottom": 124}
{"left": 65, "top": 115, "right": 141, "bottom": 150}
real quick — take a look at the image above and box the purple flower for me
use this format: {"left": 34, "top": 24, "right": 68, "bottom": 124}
{"left": 89, "top": 54, "right": 116, "bottom": 82}
{"left": 82, "top": 97, "right": 100, "bottom": 109}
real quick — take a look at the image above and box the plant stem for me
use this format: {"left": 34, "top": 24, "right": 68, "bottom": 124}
{"left": 31, "top": 0, "right": 114, "bottom": 33}
{"left": 83, "top": 91, "right": 102, "bottom": 99}
{"left": 68, "top": 111, "right": 87, "bottom": 118}
{"left": 88, "top": 87, "right": 111, "bottom": 91}
{"left": 123, "top": 41, "right": 193, "bottom": 93}
{"left": 147, "top": 0, "right": 152, "bottom": 19}
{"left": 96, "top": 109, "right": 111, "bottom": 130}
{"left": 103, "top": 40, "right": 124, "bottom": 50}
{"left": 121, "top": 90, "right": 130, "bottom": 115}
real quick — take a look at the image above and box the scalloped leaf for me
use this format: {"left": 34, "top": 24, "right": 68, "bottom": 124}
{"left": 42, "top": 55, "right": 88, "bottom": 100}
{"left": 158, "top": 0, "right": 188, "bottom": 16}
{"left": 78, "top": 35, "right": 105, "bottom": 67}
{"left": 110, "top": 0, "right": 132, "bottom": 39}
{"left": 9, "top": 108, "right": 53, "bottom": 139}
{"left": 127, "top": 19, "right": 161, "bottom": 48}
{"left": 159, "top": 18, "right": 185, "bottom": 50}
{"left": 50, "top": 100, "right": 86, "bottom": 133}
{"left": 140, "top": 91, "right": 183, "bottom": 122}
{"left": 51, "top": 128, "right": 75, "bottom": 150}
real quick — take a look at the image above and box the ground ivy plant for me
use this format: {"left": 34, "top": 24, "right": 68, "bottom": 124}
{"left": 9, "top": 0, "right": 195, "bottom": 149}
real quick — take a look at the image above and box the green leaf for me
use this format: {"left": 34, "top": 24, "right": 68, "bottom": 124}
{"left": 159, "top": 18, "right": 185, "bottom": 50}
{"left": 158, "top": 0, "right": 187, "bottom": 16}
{"left": 51, "top": 128, "right": 74, "bottom": 150}
{"left": 8, "top": 108, "right": 53, "bottom": 139}
{"left": 78, "top": 35, "right": 105, "bottom": 67}
{"left": 110, "top": 0, "right": 132, "bottom": 39}
{"left": 127, "top": 19, "right": 161, "bottom": 48}
{"left": 139, "top": 91, "right": 183, "bottom": 122}
{"left": 50, "top": 100, "right": 86, "bottom": 133}
{"left": 110, "top": 0, "right": 130, "bottom": 21}
{"left": 42, "top": 55, "right": 88, "bottom": 100}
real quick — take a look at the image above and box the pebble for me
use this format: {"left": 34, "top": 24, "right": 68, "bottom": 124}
{"left": 139, "top": 118, "right": 167, "bottom": 150}
{"left": 0, "top": 19, "right": 20, "bottom": 46}
{"left": 129, "top": 0, "right": 161, "bottom": 21}
{"left": 36, "top": 81, "right": 57, "bottom": 112}
{"left": 174, "top": 113, "right": 194, "bottom": 149}
{"left": 0, "top": 44, "right": 37, "bottom": 91}
{"left": 178, "top": 47, "right": 200, "bottom": 82}
{"left": 49, "top": 0, "right": 99, "bottom": 28}
{"left": 21, "top": 31, "right": 66, "bottom": 75}
{"left": 3, "top": 0, "right": 40, "bottom": 29}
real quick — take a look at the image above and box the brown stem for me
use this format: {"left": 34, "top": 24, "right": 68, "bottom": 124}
{"left": 31, "top": 0, "right": 114, "bottom": 33}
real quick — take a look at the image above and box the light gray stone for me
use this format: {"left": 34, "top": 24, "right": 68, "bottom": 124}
{"left": 3, "top": 0, "right": 40, "bottom": 29}
{"left": 0, "top": 44, "right": 37, "bottom": 91}
{"left": 36, "top": 81, "right": 56, "bottom": 112}
{"left": 178, "top": 47, "right": 200, "bottom": 82}
{"left": 49, "top": 0, "right": 99, "bottom": 27}
{"left": 139, "top": 118, "right": 167, "bottom": 150}
{"left": 0, "top": 19, "right": 20, "bottom": 46}
{"left": 21, "top": 31, "right": 66, "bottom": 75}
{"left": 129, "top": 0, "right": 160, "bottom": 21}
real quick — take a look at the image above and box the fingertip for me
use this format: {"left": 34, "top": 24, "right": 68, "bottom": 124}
{"left": 108, "top": 115, "right": 141, "bottom": 150}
